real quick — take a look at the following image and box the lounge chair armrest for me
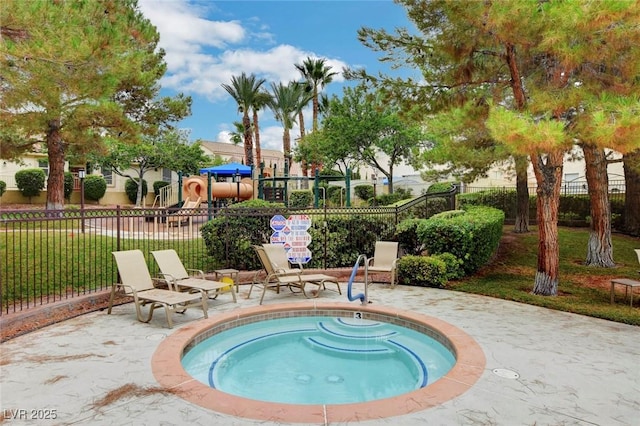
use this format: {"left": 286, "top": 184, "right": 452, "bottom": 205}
{"left": 113, "top": 282, "right": 137, "bottom": 295}
{"left": 155, "top": 274, "right": 176, "bottom": 290}
{"left": 275, "top": 267, "right": 302, "bottom": 276}
{"left": 186, "top": 268, "right": 205, "bottom": 279}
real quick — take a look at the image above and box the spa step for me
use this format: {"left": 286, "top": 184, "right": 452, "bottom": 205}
{"left": 304, "top": 336, "right": 395, "bottom": 357}
{"left": 316, "top": 320, "right": 398, "bottom": 341}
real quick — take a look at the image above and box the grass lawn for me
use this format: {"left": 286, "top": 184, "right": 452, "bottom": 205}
{"left": 449, "top": 226, "right": 640, "bottom": 326}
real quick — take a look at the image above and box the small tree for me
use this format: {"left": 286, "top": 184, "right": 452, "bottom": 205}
{"left": 15, "top": 169, "right": 46, "bottom": 200}
{"left": 125, "top": 179, "right": 148, "bottom": 204}
{"left": 84, "top": 175, "right": 107, "bottom": 202}
{"left": 0, "top": 180, "right": 6, "bottom": 197}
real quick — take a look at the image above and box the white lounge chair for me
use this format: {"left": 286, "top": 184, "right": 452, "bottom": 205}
{"left": 249, "top": 245, "right": 341, "bottom": 304}
{"left": 108, "top": 249, "right": 208, "bottom": 328}
{"left": 151, "top": 249, "right": 237, "bottom": 303}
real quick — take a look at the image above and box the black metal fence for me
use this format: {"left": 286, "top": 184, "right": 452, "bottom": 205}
{"left": 463, "top": 180, "right": 626, "bottom": 203}
{"left": 0, "top": 188, "right": 458, "bottom": 315}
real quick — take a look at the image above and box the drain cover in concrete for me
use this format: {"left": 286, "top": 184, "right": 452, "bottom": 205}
{"left": 492, "top": 368, "right": 519, "bottom": 379}
{"left": 146, "top": 333, "right": 167, "bottom": 341}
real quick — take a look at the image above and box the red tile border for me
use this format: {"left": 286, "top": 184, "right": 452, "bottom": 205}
{"left": 152, "top": 302, "right": 485, "bottom": 423}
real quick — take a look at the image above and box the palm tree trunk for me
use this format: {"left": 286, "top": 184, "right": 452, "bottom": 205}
{"left": 253, "top": 109, "right": 262, "bottom": 169}
{"left": 298, "top": 111, "right": 309, "bottom": 188}
{"left": 243, "top": 113, "right": 254, "bottom": 167}
{"left": 531, "top": 151, "right": 563, "bottom": 296}
{"left": 283, "top": 129, "right": 291, "bottom": 170}
{"left": 583, "top": 144, "right": 615, "bottom": 267}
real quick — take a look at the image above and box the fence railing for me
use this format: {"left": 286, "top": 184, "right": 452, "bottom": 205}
{"left": 462, "top": 180, "right": 626, "bottom": 202}
{"left": 1, "top": 189, "right": 458, "bottom": 315}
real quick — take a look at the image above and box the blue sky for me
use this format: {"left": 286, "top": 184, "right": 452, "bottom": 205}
{"left": 138, "top": 0, "right": 413, "bottom": 152}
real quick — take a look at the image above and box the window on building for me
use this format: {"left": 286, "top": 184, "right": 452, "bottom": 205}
{"left": 102, "top": 167, "right": 113, "bottom": 186}
{"left": 162, "top": 168, "right": 172, "bottom": 182}
{"left": 38, "top": 160, "right": 49, "bottom": 177}
{"left": 564, "top": 173, "right": 579, "bottom": 183}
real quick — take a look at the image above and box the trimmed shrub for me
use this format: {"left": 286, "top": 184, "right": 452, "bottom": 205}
{"left": 395, "top": 218, "right": 426, "bottom": 255}
{"left": 306, "top": 214, "right": 396, "bottom": 269}
{"left": 354, "top": 184, "right": 373, "bottom": 201}
{"left": 432, "top": 252, "right": 465, "bottom": 280}
{"left": 376, "top": 188, "right": 412, "bottom": 206}
{"left": 125, "top": 178, "right": 148, "bottom": 204}
{"left": 0, "top": 180, "right": 6, "bottom": 197}
{"left": 560, "top": 195, "right": 590, "bottom": 220}
{"left": 406, "top": 196, "right": 451, "bottom": 219}
{"left": 289, "top": 190, "right": 313, "bottom": 208}
{"left": 153, "top": 180, "right": 170, "bottom": 197}
{"left": 427, "top": 182, "right": 456, "bottom": 194}
{"left": 64, "top": 172, "right": 74, "bottom": 200}
{"left": 327, "top": 185, "right": 343, "bottom": 206}
{"left": 15, "top": 168, "right": 46, "bottom": 198}
{"left": 84, "top": 175, "right": 107, "bottom": 202}
{"left": 417, "top": 206, "right": 504, "bottom": 275}
{"left": 458, "top": 190, "right": 519, "bottom": 218}
{"left": 397, "top": 255, "right": 447, "bottom": 288}
{"left": 201, "top": 199, "right": 287, "bottom": 270}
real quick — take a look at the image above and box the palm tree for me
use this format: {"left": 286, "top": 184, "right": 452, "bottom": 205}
{"left": 229, "top": 121, "right": 246, "bottom": 146}
{"left": 221, "top": 72, "right": 266, "bottom": 167}
{"left": 294, "top": 57, "right": 337, "bottom": 132}
{"left": 293, "top": 82, "right": 313, "bottom": 183}
{"left": 251, "top": 90, "right": 273, "bottom": 169}
{"left": 295, "top": 58, "right": 337, "bottom": 176}
{"left": 268, "top": 81, "right": 305, "bottom": 168}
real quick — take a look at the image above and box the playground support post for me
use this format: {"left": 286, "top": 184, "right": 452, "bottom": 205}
{"left": 206, "top": 172, "right": 213, "bottom": 220}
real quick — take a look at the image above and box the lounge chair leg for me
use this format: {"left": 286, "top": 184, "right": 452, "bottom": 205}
{"left": 107, "top": 284, "right": 118, "bottom": 314}
{"left": 164, "top": 305, "right": 174, "bottom": 328}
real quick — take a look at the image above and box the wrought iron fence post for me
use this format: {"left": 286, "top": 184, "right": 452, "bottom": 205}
{"left": 116, "top": 205, "right": 121, "bottom": 250}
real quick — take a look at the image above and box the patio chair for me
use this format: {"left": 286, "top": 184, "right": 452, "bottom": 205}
{"left": 108, "top": 249, "right": 208, "bottom": 328}
{"left": 367, "top": 241, "right": 399, "bottom": 288}
{"left": 635, "top": 249, "right": 640, "bottom": 274}
{"left": 249, "top": 245, "right": 341, "bottom": 304}
{"left": 151, "top": 249, "right": 237, "bottom": 303}
{"left": 262, "top": 243, "right": 305, "bottom": 275}
{"left": 167, "top": 196, "right": 202, "bottom": 228}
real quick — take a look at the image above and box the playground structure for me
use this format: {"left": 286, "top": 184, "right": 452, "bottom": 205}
{"left": 181, "top": 175, "right": 253, "bottom": 202}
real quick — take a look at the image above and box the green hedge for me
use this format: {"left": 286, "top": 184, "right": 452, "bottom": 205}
{"left": 427, "top": 182, "right": 456, "bottom": 193}
{"left": 15, "top": 168, "right": 46, "bottom": 198}
{"left": 417, "top": 206, "right": 505, "bottom": 275}
{"left": 153, "top": 180, "right": 170, "bottom": 197}
{"left": 289, "top": 190, "right": 313, "bottom": 208}
{"left": 395, "top": 218, "right": 425, "bottom": 255}
{"left": 200, "top": 199, "right": 286, "bottom": 270}
{"left": 84, "top": 175, "right": 107, "bottom": 201}
{"left": 397, "top": 255, "right": 447, "bottom": 288}
{"left": 306, "top": 214, "right": 396, "bottom": 269}
{"left": 458, "top": 190, "right": 626, "bottom": 226}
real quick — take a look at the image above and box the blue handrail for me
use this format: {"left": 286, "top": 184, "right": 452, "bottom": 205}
{"left": 347, "top": 254, "right": 368, "bottom": 304}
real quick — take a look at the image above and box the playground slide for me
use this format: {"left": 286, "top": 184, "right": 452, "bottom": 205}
{"left": 182, "top": 176, "right": 253, "bottom": 201}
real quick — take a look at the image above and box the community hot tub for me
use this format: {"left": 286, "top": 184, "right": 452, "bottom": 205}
{"left": 152, "top": 302, "right": 485, "bottom": 423}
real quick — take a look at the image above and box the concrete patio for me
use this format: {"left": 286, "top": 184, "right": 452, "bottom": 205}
{"left": 1, "top": 283, "right": 638, "bottom": 425}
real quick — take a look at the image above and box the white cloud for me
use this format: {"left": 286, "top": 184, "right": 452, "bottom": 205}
{"left": 139, "top": 1, "right": 347, "bottom": 102}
